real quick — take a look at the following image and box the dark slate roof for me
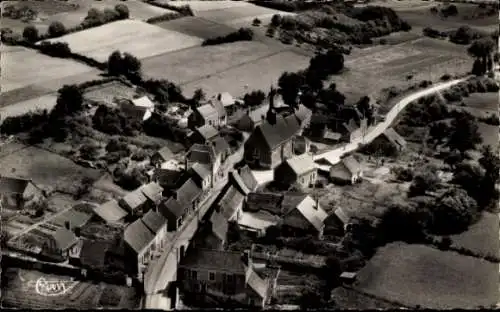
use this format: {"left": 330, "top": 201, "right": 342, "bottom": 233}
{"left": 209, "top": 211, "right": 228, "bottom": 241}
{"left": 0, "top": 176, "right": 31, "bottom": 194}
{"left": 211, "top": 136, "right": 230, "bottom": 156}
{"left": 141, "top": 209, "right": 167, "bottom": 234}
{"left": 188, "top": 144, "right": 214, "bottom": 165}
{"left": 154, "top": 169, "right": 184, "bottom": 189}
{"left": 124, "top": 219, "right": 154, "bottom": 254}
{"left": 229, "top": 171, "right": 250, "bottom": 195}
{"left": 179, "top": 248, "right": 246, "bottom": 274}
{"left": 141, "top": 182, "right": 164, "bottom": 204}
{"left": 191, "top": 163, "right": 211, "bottom": 181}
{"left": 245, "top": 192, "right": 284, "bottom": 215}
{"left": 155, "top": 146, "right": 174, "bottom": 161}
{"left": 281, "top": 193, "right": 308, "bottom": 215}
{"left": 257, "top": 115, "right": 300, "bottom": 149}
{"left": 239, "top": 165, "right": 258, "bottom": 192}
{"left": 93, "top": 199, "right": 128, "bottom": 223}
{"left": 195, "top": 124, "right": 219, "bottom": 141}
{"left": 51, "top": 228, "right": 78, "bottom": 251}
{"left": 218, "top": 186, "right": 245, "bottom": 220}
{"left": 79, "top": 239, "right": 110, "bottom": 269}
{"left": 246, "top": 267, "right": 268, "bottom": 299}
{"left": 176, "top": 178, "right": 202, "bottom": 204}
{"left": 159, "top": 197, "right": 184, "bottom": 219}
{"left": 342, "top": 155, "right": 361, "bottom": 175}
{"left": 120, "top": 188, "right": 148, "bottom": 211}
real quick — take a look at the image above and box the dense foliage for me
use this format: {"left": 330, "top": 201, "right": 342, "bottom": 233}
{"left": 202, "top": 28, "right": 254, "bottom": 46}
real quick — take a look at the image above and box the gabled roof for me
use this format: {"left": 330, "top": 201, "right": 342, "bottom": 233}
{"left": 281, "top": 154, "right": 316, "bottom": 176}
{"left": 229, "top": 170, "right": 250, "bottom": 195}
{"left": 141, "top": 182, "right": 164, "bottom": 204}
{"left": 154, "top": 146, "right": 174, "bottom": 161}
{"left": 239, "top": 165, "right": 258, "bottom": 192}
{"left": 141, "top": 209, "right": 166, "bottom": 234}
{"left": 246, "top": 267, "right": 268, "bottom": 299}
{"left": 209, "top": 211, "right": 228, "bottom": 241}
{"left": 342, "top": 155, "right": 361, "bottom": 175}
{"left": 334, "top": 207, "right": 351, "bottom": 224}
{"left": 51, "top": 227, "right": 78, "bottom": 251}
{"left": 218, "top": 186, "right": 245, "bottom": 220}
{"left": 176, "top": 178, "right": 202, "bottom": 205}
{"left": 153, "top": 169, "right": 184, "bottom": 189}
{"left": 245, "top": 192, "right": 284, "bottom": 215}
{"left": 210, "top": 97, "right": 227, "bottom": 118}
{"left": 79, "top": 239, "right": 109, "bottom": 269}
{"left": 195, "top": 124, "right": 219, "bottom": 141}
{"left": 211, "top": 136, "right": 230, "bottom": 156}
{"left": 287, "top": 195, "right": 328, "bottom": 232}
{"left": 179, "top": 248, "right": 247, "bottom": 274}
{"left": 159, "top": 197, "right": 184, "bottom": 219}
{"left": 247, "top": 104, "right": 269, "bottom": 124}
{"left": 383, "top": 127, "right": 407, "bottom": 149}
{"left": 0, "top": 176, "right": 31, "bottom": 194}
{"left": 294, "top": 104, "right": 312, "bottom": 124}
{"left": 257, "top": 115, "right": 300, "bottom": 150}
{"left": 120, "top": 104, "right": 151, "bottom": 121}
{"left": 187, "top": 144, "right": 214, "bottom": 165}
{"left": 281, "top": 193, "right": 308, "bottom": 215}
{"left": 216, "top": 92, "right": 235, "bottom": 107}
{"left": 197, "top": 104, "right": 218, "bottom": 119}
{"left": 120, "top": 188, "right": 148, "bottom": 211}
{"left": 124, "top": 219, "right": 154, "bottom": 254}
{"left": 191, "top": 163, "right": 211, "bottom": 181}
{"left": 93, "top": 199, "right": 128, "bottom": 223}
{"left": 132, "top": 96, "right": 154, "bottom": 109}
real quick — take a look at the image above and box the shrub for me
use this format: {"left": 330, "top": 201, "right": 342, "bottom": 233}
{"left": 408, "top": 167, "right": 440, "bottom": 197}
{"left": 391, "top": 166, "right": 414, "bottom": 182}
{"left": 146, "top": 12, "right": 182, "bottom": 24}
{"left": 479, "top": 114, "right": 500, "bottom": 126}
{"left": 202, "top": 28, "right": 254, "bottom": 46}
{"left": 38, "top": 41, "right": 71, "bottom": 57}
{"left": 79, "top": 142, "right": 101, "bottom": 161}
{"left": 106, "top": 137, "right": 131, "bottom": 153}
{"left": 0, "top": 110, "right": 49, "bottom": 135}
{"left": 252, "top": 18, "right": 262, "bottom": 26}
{"left": 114, "top": 4, "right": 130, "bottom": 19}
{"left": 22, "top": 25, "right": 39, "bottom": 43}
{"left": 47, "top": 21, "right": 67, "bottom": 37}
{"left": 131, "top": 148, "right": 148, "bottom": 161}
{"left": 93, "top": 105, "right": 140, "bottom": 136}
{"left": 114, "top": 166, "right": 148, "bottom": 190}
{"left": 440, "top": 74, "right": 451, "bottom": 81}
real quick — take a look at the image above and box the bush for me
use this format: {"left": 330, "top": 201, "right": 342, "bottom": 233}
{"left": 408, "top": 167, "right": 440, "bottom": 197}
{"left": 202, "top": 28, "right": 253, "bottom": 46}
{"left": 144, "top": 0, "right": 194, "bottom": 16}
{"left": 391, "top": 166, "right": 414, "bottom": 182}
{"left": 22, "top": 25, "right": 39, "bottom": 43}
{"left": 479, "top": 114, "right": 500, "bottom": 126}
{"left": 243, "top": 90, "right": 266, "bottom": 107}
{"left": 131, "top": 148, "right": 148, "bottom": 161}
{"left": 0, "top": 110, "right": 49, "bottom": 135}
{"left": 93, "top": 105, "right": 140, "bottom": 136}
{"left": 47, "top": 21, "right": 67, "bottom": 38}
{"left": 114, "top": 167, "right": 148, "bottom": 190}
{"left": 146, "top": 12, "right": 182, "bottom": 24}
{"left": 252, "top": 18, "right": 262, "bottom": 26}
{"left": 114, "top": 4, "right": 130, "bottom": 19}
{"left": 79, "top": 142, "right": 101, "bottom": 161}
{"left": 440, "top": 74, "right": 451, "bottom": 81}
{"left": 38, "top": 41, "right": 72, "bottom": 57}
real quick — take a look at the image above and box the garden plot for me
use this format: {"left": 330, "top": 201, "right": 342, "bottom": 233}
{"left": 354, "top": 242, "right": 498, "bottom": 309}
{"left": 142, "top": 41, "right": 283, "bottom": 87}
{"left": 1, "top": 46, "right": 100, "bottom": 93}
{"left": 42, "top": 20, "right": 203, "bottom": 63}
{"left": 181, "top": 50, "right": 310, "bottom": 97}
{"left": 83, "top": 81, "right": 137, "bottom": 105}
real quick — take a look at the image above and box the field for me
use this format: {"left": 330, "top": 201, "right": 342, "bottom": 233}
{"left": 478, "top": 122, "right": 499, "bottom": 149}
{"left": 0, "top": 143, "right": 101, "bottom": 193}
{"left": 447, "top": 212, "right": 499, "bottom": 258}
{"left": 1, "top": 268, "right": 139, "bottom": 309}
{"left": 1, "top": 0, "right": 175, "bottom": 33}
{"left": 155, "top": 16, "right": 237, "bottom": 39}
{"left": 334, "top": 37, "right": 472, "bottom": 101}
{"left": 0, "top": 94, "right": 57, "bottom": 122}
{"left": 1, "top": 45, "right": 101, "bottom": 94}
{"left": 83, "top": 81, "right": 138, "bottom": 105}
{"left": 43, "top": 20, "right": 203, "bottom": 63}
{"left": 354, "top": 242, "right": 498, "bottom": 309}
{"left": 330, "top": 287, "right": 403, "bottom": 310}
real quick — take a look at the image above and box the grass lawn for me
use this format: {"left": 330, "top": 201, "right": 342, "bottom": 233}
{"left": 447, "top": 211, "right": 499, "bottom": 258}
{"left": 42, "top": 20, "right": 203, "bottom": 63}
{"left": 1, "top": 45, "right": 100, "bottom": 93}
{"left": 354, "top": 242, "right": 498, "bottom": 309}
{"left": 0, "top": 144, "right": 101, "bottom": 193}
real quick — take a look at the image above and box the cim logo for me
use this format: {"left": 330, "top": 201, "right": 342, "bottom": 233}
{"left": 19, "top": 272, "right": 79, "bottom": 296}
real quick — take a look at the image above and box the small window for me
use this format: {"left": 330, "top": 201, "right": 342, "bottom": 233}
{"left": 209, "top": 272, "right": 215, "bottom": 281}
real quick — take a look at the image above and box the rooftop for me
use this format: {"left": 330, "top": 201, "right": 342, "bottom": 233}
{"left": 93, "top": 199, "right": 128, "bottom": 223}
{"left": 120, "top": 188, "right": 148, "bottom": 211}
{"left": 218, "top": 186, "right": 245, "bottom": 220}
{"left": 51, "top": 227, "right": 78, "bottom": 251}
{"left": 141, "top": 209, "right": 167, "bottom": 234}
{"left": 154, "top": 146, "right": 174, "bottom": 161}
{"left": 257, "top": 114, "right": 300, "bottom": 150}
{"left": 180, "top": 248, "right": 247, "bottom": 274}
{"left": 191, "top": 163, "right": 212, "bottom": 181}
{"left": 159, "top": 197, "right": 184, "bottom": 219}
{"left": 132, "top": 96, "right": 154, "bottom": 109}
{"left": 195, "top": 124, "right": 219, "bottom": 141}
{"left": 238, "top": 165, "right": 258, "bottom": 192}
{"left": 176, "top": 178, "right": 202, "bottom": 205}
{"left": 0, "top": 176, "right": 31, "bottom": 195}
{"left": 245, "top": 192, "right": 284, "bottom": 216}
{"left": 197, "top": 104, "right": 218, "bottom": 119}
{"left": 282, "top": 154, "right": 316, "bottom": 176}
{"left": 124, "top": 219, "right": 154, "bottom": 254}
{"left": 141, "top": 182, "right": 164, "bottom": 204}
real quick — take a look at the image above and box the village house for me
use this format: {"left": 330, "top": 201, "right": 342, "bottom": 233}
{"left": 213, "top": 92, "right": 238, "bottom": 115}
{"left": 186, "top": 138, "right": 231, "bottom": 184}
{"left": 93, "top": 199, "right": 128, "bottom": 224}
{"left": 118, "top": 182, "right": 164, "bottom": 217}
{"left": 150, "top": 146, "right": 175, "bottom": 168}
{"left": 190, "top": 163, "right": 213, "bottom": 191}
{"left": 141, "top": 209, "right": 168, "bottom": 256}
{"left": 244, "top": 192, "right": 285, "bottom": 216}
{"left": 274, "top": 154, "right": 317, "bottom": 190}
{"left": 70, "top": 239, "right": 110, "bottom": 271}
{"left": 280, "top": 194, "right": 328, "bottom": 239}
{"left": 190, "top": 124, "right": 219, "bottom": 145}
{"left": 159, "top": 197, "right": 185, "bottom": 231}
{"left": 150, "top": 169, "right": 184, "bottom": 193}
{"left": 141, "top": 182, "right": 164, "bottom": 206}
{"left": 123, "top": 218, "right": 156, "bottom": 279}
{"left": 293, "top": 136, "right": 311, "bottom": 155}
{"left": 118, "top": 96, "right": 155, "bottom": 122}
{"left": 188, "top": 98, "right": 227, "bottom": 129}
{"left": 329, "top": 155, "right": 363, "bottom": 185}
{"left": 193, "top": 210, "right": 228, "bottom": 251}
{"left": 323, "top": 207, "right": 354, "bottom": 236}
{"left": 44, "top": 227, "right": 79, "bottom": 259}
{"left": 174, "top": 178, "right": 203, "bottom": 214}
{"left": 229, "top": 171, "right": 250, "bottom": 196}
{"left": 0, "top": 176, "right": 44, "bottom": 210}
{"left": 215, "top": 185, "right": 246, "bottom": 222}
{"left": 244, "top": 111, "right": 300, "bottom": 169}
{"left": 178, "top": 248, "right": 271, "bottom": 308}
{"left": 237, "top": 165, "right": 259, "bottom": 192}
{"left": 235, "top": 104, "right": 270, "bottom": 132}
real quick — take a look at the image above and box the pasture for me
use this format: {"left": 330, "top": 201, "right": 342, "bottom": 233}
{"left": 1, "top": 268, "right": 139, "bottom": 309}
{"left": 0, "top": 143, "right": 101, "bottom": 193}
{"left": 335, "top": 37, "right": 472, "bottom": 101}
{"left": 447, "top": 212, "right": 499, "bottom": 258}
{"left": 1, "top": 45, "right": 100, "bottom": 93}
{"left": 181, "top": 50, "right": 310, "bottom": 97}
{"left": 42, "top": 20, "right": 203, "bottom": 63}
{"left": 142, "top": 41, "right": 283, "bottom": 87}
{"left": 354, "top": 242, "right": 498, "bottom": 309}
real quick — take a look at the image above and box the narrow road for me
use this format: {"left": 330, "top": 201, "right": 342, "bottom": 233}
{"left": 313, "top": 77, "right": 468, "bottom": 167}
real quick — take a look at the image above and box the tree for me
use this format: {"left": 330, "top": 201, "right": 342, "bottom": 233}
{"left": 79, "top": 143, "right": 100, "bottom": 161}
{"left": 468, "top": 38, "right": 495, "bottom": 74}
{"left": 318, "top": 83, "right": 346, "bottom": 112}
{"left": 103, "top": 8, "right": 119, "bottom": 22}
{"left": 377, "top": 203, "right": 428, "bottom": 243}
{"left": 114, "top": 4, "right": 130, "bottom": 19}
{"left": 252, "top": 18, "right": 261, "bottom": 26}
{"left": 430, "top": 188, "right": 478, "bottom": 235}
{"left": 191, "top": 88, "right": 206, "bottom": 107}
{"left": 47, "top": 21, "right": 66, "bottom": 37}
{"left": 409, "top": 168, "right": 440, "bottom": 197}
{"left": 356, "top": 96, "right": 374, "bottom": 125}
{"left": 51, "top": 84, "right": 83, "bottom": 118}
{"left": 122, "top": 52, "right": 141, "bottom": 75}
{"left": 243, "top": 90, "right": 266, "bottom": 107}
{"left": 278, "top": 71, "right": 305, "bottom": 106}
{"left": 271, "top": 14, "right": 282, "bottom": 27}
{"left": 22, "top": 25, "right": 39, "bottom": 42}
{"left": 83, "top": 8, "right": 104, "bottom": 27}
{"left": 107, "top": 50, "right": 123, "bottom": 76}
{"left": 447, "top": 114, "right": 482, "bottom": 152}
